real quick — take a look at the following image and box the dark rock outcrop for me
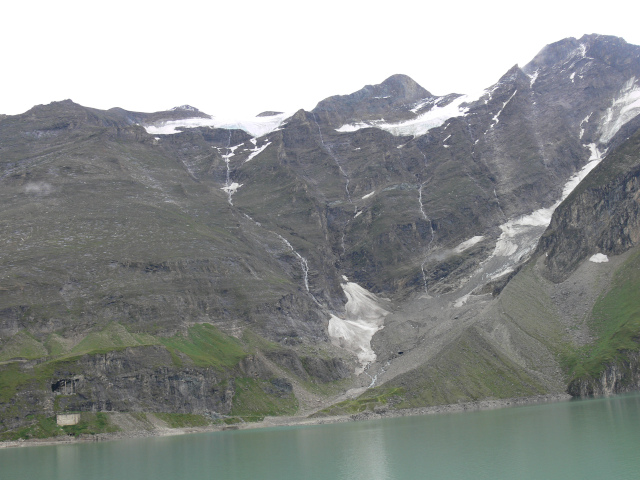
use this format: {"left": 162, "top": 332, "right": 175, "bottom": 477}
{"left": 538, "top": 127, "right": 640, "bottom": 282}
{"left": 568, "top": 352, "right": 640, "bottom": 397}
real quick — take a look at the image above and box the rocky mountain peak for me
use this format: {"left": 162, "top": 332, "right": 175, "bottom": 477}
{"left": 375, "top": 74, "right": 432, "bottom": 102}
{"left": 493, "top": 64, "right": 530, "bottom": 89}
{"left": 311, "top": 74, "right": 434, "bottom": 127}
{"left": 523, "top": 34, "right": 639, "bottom": 75}
{"left": 580, "top": 34, "right": 640, "bottom": 67}
{"left": 522, "top": 37, "right": 582, "bottom": 74}
{"left": 171, "top": 105, "right": 200, "bottom": 112}
{"left": 257, "top": 111, "right": 284, "bottom": 117}
{"left": 25, "top": 99, "right": 84, "bottom": 115}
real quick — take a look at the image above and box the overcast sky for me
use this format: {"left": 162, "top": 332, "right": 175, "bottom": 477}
{"left": 2, "top": 1, "right": 639, "bottom": 118}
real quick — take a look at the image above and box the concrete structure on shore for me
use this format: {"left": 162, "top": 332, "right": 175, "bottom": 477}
{"left": 56, "top": 414, "right": 81, "bottom": 426}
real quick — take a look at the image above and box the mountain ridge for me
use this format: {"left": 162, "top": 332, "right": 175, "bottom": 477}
{"left": 2, "top": 34, "right": 640, "bottom": 439}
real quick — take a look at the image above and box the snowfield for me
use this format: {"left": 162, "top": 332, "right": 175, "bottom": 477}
{"left": 589, "top": 253, "right": 609, "bottom": 263}
{"left": 486, "top": 143, "right": 604, "bottom": 280}
{"left": 144, "top": 112, "right": 292, "bottom": 138}
{"left": 328, "top": 280, "right": 390, "bottom": 370}
{"left": 454, "top": 236, "right": 485, "bottom": 253}
{"left": 598, "top": 77, "right": 640, "bottom": 144}
{"left": 335, "top": 91, "right": 486, "bottom": 137}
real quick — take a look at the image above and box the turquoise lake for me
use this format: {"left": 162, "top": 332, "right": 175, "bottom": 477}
{"left": 2, "top": 393, "right": 640, "bottom": 479}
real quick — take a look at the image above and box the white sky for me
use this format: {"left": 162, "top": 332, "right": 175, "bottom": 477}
{"left": 2, "top": 0, "right": 639, "bottom": 118}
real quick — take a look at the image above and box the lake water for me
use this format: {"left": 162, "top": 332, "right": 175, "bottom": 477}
{"left": 2, "top": 393, "right": 640, "bottom": 479}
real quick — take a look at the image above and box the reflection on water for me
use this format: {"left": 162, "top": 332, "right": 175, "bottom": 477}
{"left": 337, "top": 422, "right": 392, "bottom": 480}
{"left": 2, "top": 393, "right": 640, "bottom": 480}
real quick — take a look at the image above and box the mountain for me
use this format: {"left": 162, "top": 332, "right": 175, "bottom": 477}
{"left": 311, "top": 73, "right": 436, "bottom": 127}
{"left": 2, "top": 34, "right": 640, "bottom": 438}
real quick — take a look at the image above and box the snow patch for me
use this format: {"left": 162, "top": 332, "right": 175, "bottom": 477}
{"left": 328, "top": 281, "right": 390, "bottom": 368}
{"left": 454, "top": 235, "right": 484, "bottom": 253}
{"left": 561, "top": 144, "right": 602, "bottom": 197}
{"left": 336, "top": 92, "right": 484, "bottom": 137}
{"left": 362, "top": 191, "right": 375, "bottom": 200}
{"left": 24, "top": 182, "right": 53, "bottom": 195}
{"left": 221, "top": 143, "right": 242, "bottom": 159}
{"left": 410, "top": 97, "right": 436, "bottom": 113}
{"left": 598, "top": 77, "right": 640, "bottom": 144}
{"left": 221, "top": 182, "right": 242, "bottom": 195}
{"left": 528, "top": 69, "right": 539, "bottom": 88}
{"left": 487, "top": 144, "right": 604, "bottom": 278}
{"left": 245, "top": 141, "right": 271, "bottom": 162}
{"left": 589, "top": 253, "right": 609, "bottom": 263}
{"left": 144, "top": 111, "right": 292, "bottom": 138}
{"left": 336, "top": 121, "right": 380, "bottom": 133}
{"left": 172, "top": 105, "right": 199, "bottom": 112}
{"left": 579, "top": 43, "right": 587, "bottom": 58}
{"left": 490, "top": 90, "right": 517, "bottom": 129}
{"left": 454, "top": 293, "right": 470, "bottom": 308}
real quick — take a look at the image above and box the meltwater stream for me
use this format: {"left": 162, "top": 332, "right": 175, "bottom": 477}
{"left": 3, "top": 393, "right": 640, "bottom": 480}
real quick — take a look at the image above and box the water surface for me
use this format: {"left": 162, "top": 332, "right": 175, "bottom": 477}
{"left": 2, "top": 393, "right": 640, "bottom": 479}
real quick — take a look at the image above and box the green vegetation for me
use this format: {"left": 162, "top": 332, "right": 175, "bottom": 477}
{"left": 45, "top": 334, "right": 74, "bottom": 357}
{"left": 0, "top": 364, "right": 35, "bottom": 404}
{"left": 0, "top": 413, "right": 119, "bottom": 441}
{"left": 497, "top": 261, "right": 568, "bottom": 355}
{"left": 241, "top": 329, "right": 282, "bottom": 353}
{"left": 0, "top": 415, "right": 63, "bottom": 441}
{"left": 315, "top": 387, "right": 405, "bottom": 416}
{"left": 393, "top": 331, "right": 547, "bottom": 409}
{"left": 2, "top": 322, "right": 246, "bottom": 374}
{"left": 159, "top": 323, "right": 247, "bottom": 368}
{"left": 564, "top": 250, "right": 640, "bottom": 383}
{"left": 0, "top": 323, "right": 256, "bottom": 435}
{"left": 70, "top": 323, "right": 159, "bottom": 356}
{"left": 0, "top": 331, "right": 48, "bottom": 362}
{"left": 230, "top": 377, "right": 298, "bottom": 421}
{"left": 0, "top": 322, "right": 247, "bottom": 408}
{"left": 61, "top": 413, "right": 120, "bottom": 437}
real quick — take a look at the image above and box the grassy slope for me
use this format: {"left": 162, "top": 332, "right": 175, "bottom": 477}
{"left": 0, "top": 321, "right": 310, "bottom": 438}
{"left": 230, "top": 377, "right": 298, "bottom": 421}
{"left": 320, "top": 259, "right": 568, "bottom": 414}
{"left": 159, "top": 323, "right": 247, "bottom": 369}
{"left": 0, "top": 412, "right": 119, "bottom": 441}
{"left": 564, "top": 248, "right": 640, "bottom": 383}
{"left": 390, "top": 328, "right": 549, "bottom": 409}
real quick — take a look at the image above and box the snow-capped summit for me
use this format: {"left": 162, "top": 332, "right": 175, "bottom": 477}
{"left": 171, "top": 105, "right": 201, "bottom": 112}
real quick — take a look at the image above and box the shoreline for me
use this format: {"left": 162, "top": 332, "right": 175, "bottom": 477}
{"left": 0, "top": 393, "right": 571, "bottom": 449}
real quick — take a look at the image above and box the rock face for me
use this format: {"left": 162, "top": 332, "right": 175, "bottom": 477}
{"left": 2, "top": 34, "right": 640, "bottom": 433}
{"left": 50, "top": 346, "right": 230, "bottom": 415}
{"left": 312, "top": 74, "right": 434, "bottom": 127}
{"left": 568, "top": 353, "right": 640, "bottom": 397}
{"left": 534, "top": 122, "right": 640, "bottom": 398}
{"left": 539, "top": 128, "right": 640, "bottom": 282}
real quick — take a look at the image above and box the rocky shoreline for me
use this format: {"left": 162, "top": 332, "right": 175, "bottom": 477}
{"left": 0, "top": 393, "right": 571, "bottom": 449}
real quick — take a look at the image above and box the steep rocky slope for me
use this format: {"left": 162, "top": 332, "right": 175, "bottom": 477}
{"left": 2, "top": 34, "right": 640, "bottom": 437}
{"left": 536, "top": 127, "right": 640, "bottom": 396}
